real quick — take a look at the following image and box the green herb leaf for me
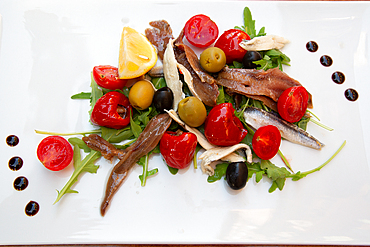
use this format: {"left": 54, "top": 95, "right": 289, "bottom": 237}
{"left": 68, "top": 137, "right": 91, "bottom": 153}
{"left": 54, "top": 148, "right": 101, "bottom": 204}
{"left": 207, "top": 163, "right": 229, "bottom": 183}
{"left": 130, "top": 112, "right": 142, "bottom": 138}
{"left": 89, "top": 72, "right": 103, "bottom": 116}
{"left": 71, "top": 92, "right": 91, "bottom": 100}
{"left": 152, "top": 77, "right": 167, "bottom": 89}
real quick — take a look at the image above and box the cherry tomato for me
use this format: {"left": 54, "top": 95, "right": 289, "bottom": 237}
{"left": 37, "top": 136, "right": 73, "bottom": 171}
{"left": 93, "top": 65, "right": 128, "bottom": 90}
{"left": 204, "top": 103, "right": 248, "bottom": 146}
{"left": 160, "top": 131, "right": 197, "bottom": 169}
{"left": 277, "top": 86, "right": 309, "bottom": 123}
{"left": 184, "top": 14, "right": 219, "bottom": 48}
{"left": 214, "top": 29, "right": 250, "bottom": 64}
{"left": 252, "top": 125, "right": 281, "bottom": 160}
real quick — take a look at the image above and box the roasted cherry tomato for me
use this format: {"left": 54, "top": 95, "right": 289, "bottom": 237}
{"left": 214, "top": 29, "right": 250, "bottom": 64}
{"left": 184, "top": 14, "right": 219, "bottom": 48}
{"left": 252, "top": 125, "right": 281, "bottom": 160}
{"left": 160, "top": 130, "right": 198, "bottom": 169}
{"left": 93, "top": 65, "right": 128, "bottom": 90}
{"left": 277, "top": 86, "right": 309, "bottom": 123}
{"left": 37, "top": 136, "right": 73, "bottom": 171}
{"left": 204, "top": 103, "right": 248, "bottom": 146}
{"left": 91, "top": 91, "right": 132, "bottom": 129}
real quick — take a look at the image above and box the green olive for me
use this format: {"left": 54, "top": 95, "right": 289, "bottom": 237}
{"left": 178, "top": 97, "right": 207, "bottom": 127}
{"left": 129, "top": 80, "right": 155, "bottom": 110}
{"left": 200, "top": 47, "right": 226, "bottom": 73}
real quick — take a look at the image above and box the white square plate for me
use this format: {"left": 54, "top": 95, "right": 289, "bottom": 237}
{"left": 0, "top": 0, "right": 370, "bottom": 245}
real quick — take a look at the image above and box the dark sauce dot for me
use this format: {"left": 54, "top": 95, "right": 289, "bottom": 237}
{"left": 9, "top": 156, "right": 23, "bottom": 171}
{"left": 320, "top": 55, "right": 333, "bottom": 67}
{"left": 6, "top": 135, "right": 19, "bottom": 147}
{"left": 344, "top": 88, "right": 359, "bottom": 101}
{"left": 332, "top": 71, "right": 345, "bottom": 84}
{"left": 306, "top": 41, "right": 318, "bottom": 52}
{"left": 25, "top": 201, "right": 39, "bottom": 216}
{"left": 14, "top": 176, "right": 28, "bottom": 191}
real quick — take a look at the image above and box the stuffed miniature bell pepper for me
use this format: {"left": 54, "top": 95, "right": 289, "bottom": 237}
{"left": 204, "top": 103, "right": 247, "bottom": 146}
{"left": 91, "top": 91, "right": 132, "bottom": 129}
{"left": 160, "top": 130, "right": 197, "bottom": 169}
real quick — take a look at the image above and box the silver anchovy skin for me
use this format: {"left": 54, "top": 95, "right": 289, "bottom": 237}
{"left": 243, "top": 107, "right": 324, "bottom": 150}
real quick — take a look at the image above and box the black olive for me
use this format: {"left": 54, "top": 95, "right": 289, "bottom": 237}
{"left": 226, "top": 162, "right": 248, "bottom": 190}
{"left": 153, "top": 87, "right": 174, "bottom": 113}
{"left": 242, "top": 51, "right": 262, "bottom": 69}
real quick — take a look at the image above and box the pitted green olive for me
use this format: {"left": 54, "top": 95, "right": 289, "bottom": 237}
{"left": 178, "top": 97, "right": 207, "bottom": 127}
{"left": 200, "top": 47, "right": 226, "bottom": 73}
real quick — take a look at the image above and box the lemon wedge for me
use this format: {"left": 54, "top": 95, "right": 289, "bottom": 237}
{"left": 118, "top": 27, "right": 157, "bottom": 79}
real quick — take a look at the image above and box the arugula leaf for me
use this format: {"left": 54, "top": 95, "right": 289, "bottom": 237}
{"left": 137, "top": 145, "right": 160, "bottom": 186}
{"left": 71, "top": 92, "right": 91, "bottom": 100}
{"left": 235, "top": 7, "right": 266, "bottom": 39}
{"left": 68, "top": 137, "right": 91, "bottom": 153}
{"left": 254, "top": 50, "right": 291, "bottom": 71}
{"left": 54, "top": 147, "right": 101, "bottom": 204}
{"left": 101, "top": 126, "right": 133, "bottom": 143}
{"left": 207, "top": 163, "right": 229, "bottom": 183}
{"left": 152, "top": 77, "right": 167, "bottom": 89}
{"left": 89, "top": 72, "right": 103, "bottom": 116}
{"left": 130, "top": 112, "right": 142, "bottom": 138}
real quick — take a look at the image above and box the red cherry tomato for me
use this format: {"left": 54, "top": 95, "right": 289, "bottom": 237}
{"left": 252, "top": 125, "right": 281, "bottom": 160}
{"left": 160, "top": 131, "right": 197, "bottom": 169}
{"left": 93, "top": 65, "right": 128, "bottom": 90}
{"left": 37, "top": 136, "right": 73, "bottom": 171}
{"left": 204, "top": 103, "right": 248, "bottom": 146}
{"left": 277, "top": 86, "right": 309, "bottom": 123}
{"left": 214, "top": 29, "right": 250, "bottom": 64}
{"left": 184, "top": 14, "right": 219, "bottom": 48}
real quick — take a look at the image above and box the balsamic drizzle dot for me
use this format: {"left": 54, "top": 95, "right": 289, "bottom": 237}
{"left": 6, "top": 135, "right": 19, "bottom": 147}
{"left": 8, "top": 156, "right": 23, "bottom": 171}
{"left": 320, "top": 55, "right": 333, "bottom": 67}
{"left": 306, "top": 41, "right": 318, "bottom": 52}
{"left": 14, "top": 176, "right": 29, "bottom": 191}
{"left": 25, "top": 201, "right": 39, "bottom": 216}
{"left": 332, "top": 71, "right": 345, "bottom": 84}
{"left": 344, "top": 88, "right": 359, "bottom": 101}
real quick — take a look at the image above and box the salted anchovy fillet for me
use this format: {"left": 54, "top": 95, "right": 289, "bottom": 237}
{"left": 166, "top": 110, "right": 251, "bottom": 176}
{"left": 82, "top": 134, "right": 127, "bottom": 161}
{"left": 244, "top": 107, "right": 324, "bottom": 150}
{"left": 239, "top": 35, "right": 290, "bottom": 51}
{"left": 216, "top": 67, "right": 313, "bottom": 111}
{"left": 100, "top": 113, "right": 172, "bottom": 216}
{"left": 163, "top": 39, "right": 185, "bottom": 111}
{"left": 145, "top": 20, "right": 174, "bottom": 60}
{"left": 174, "top": 30, "right": 219, "bottom": 106}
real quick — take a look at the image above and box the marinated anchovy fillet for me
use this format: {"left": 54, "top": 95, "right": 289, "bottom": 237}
{"left": 244, "top": 107, "right": 324, "bottom": 150}
{"left": 82, "top": 134, "right": 127, "bottom": 161}
{"left": 100, "top": 113, "right": 172, "bottom": 216}
{"left": 173, "top": 30, "right": 219, "bottom": 106}
{"left": 145, "top": 20, "right": 174, "bottom": 60}
{"left": 217, "top": 67, "right": 313, "bottom": 111}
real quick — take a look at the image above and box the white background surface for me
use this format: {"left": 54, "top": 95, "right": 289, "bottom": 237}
{"left": 0, "top": 0, "right": 369, "bottom": 245}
